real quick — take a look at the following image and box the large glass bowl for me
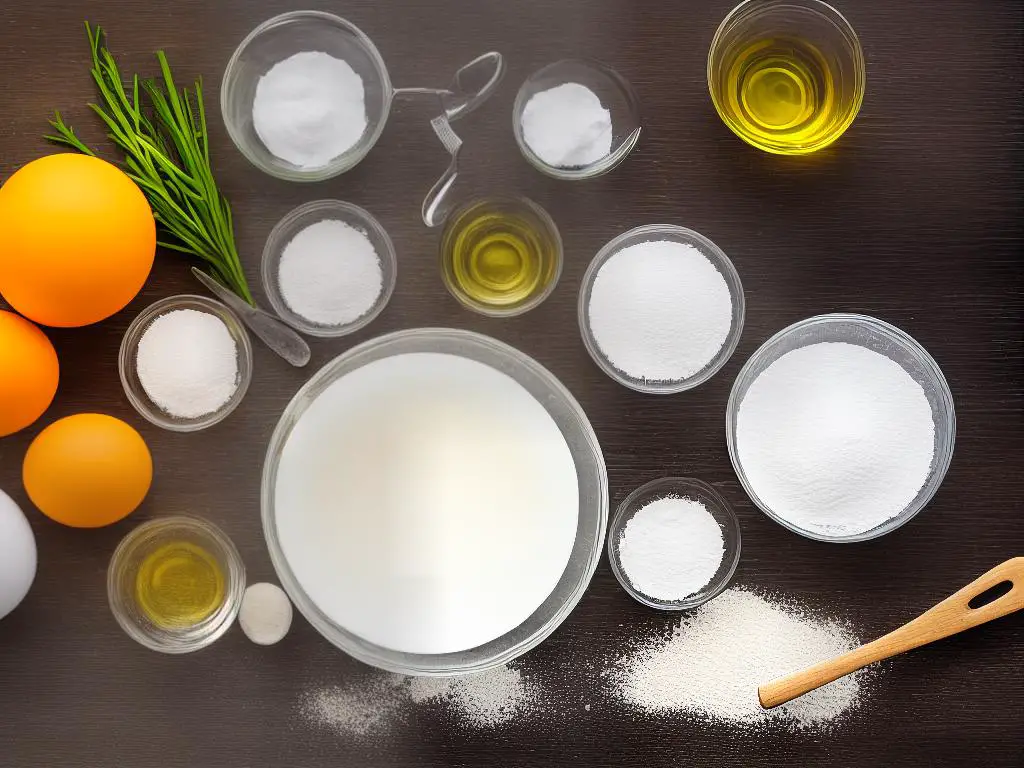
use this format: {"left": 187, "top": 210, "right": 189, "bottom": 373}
{"left": 261, "top": 328, "right": 608, "bottom": 675}
{"left": 727, "top": 314, "right": 956, "bottom": 542}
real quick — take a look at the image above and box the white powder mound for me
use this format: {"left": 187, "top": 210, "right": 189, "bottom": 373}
{"left": 520, "top": 82, "right": 613, "bottom": 168}
{"left": 408, "top": 664, "right": 537, "bottom": 728}
{"left": 613, "top": 588, "right": 867, "bottom": 729}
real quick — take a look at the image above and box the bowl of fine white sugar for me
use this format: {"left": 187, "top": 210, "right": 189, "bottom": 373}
{"left": 728, "top": 314, "right": 956, "bottom": 542}
{"left": 514, "top": 59, "right": 641, "bottom": 180}
{"left": 119, "top": 295, "right": 253, "bottom": 432}
{"left": 261, "top": 200, "right": 396, "bottom": 338}
{"left": 579, "top": 224, "right": 745, "bottom": 394}
{"left": 608, "top": 477, "right": 742, "bottom": 611}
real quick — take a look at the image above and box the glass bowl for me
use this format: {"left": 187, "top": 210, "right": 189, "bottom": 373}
{"left": 261, "top": 200, "right": 397, "bottom": 338}
{"left": 513, "top": 59, "right": 641, "bottom": 180}
{"left": 608, "top": 477, "right": 742, "bottom": 611}
{"left": 261, "top": 328, "right": 608, "bottom": 676}
{"left": 727, "top": 313, "right": 956, "bottom": 542}
{"left": 119, "top": 295, "right": 253, "bottom": 432}
{"left": 439, "top": 196, "right": 563, "bottom": 318}
{"left": 107, "top": 516, "right": 246, "bottom": 654}
{"left": 708, "top": 0, "right": 866, "bottom": 155}
{"left": 221, "top": 11, "right": 391, "bottom": 181}
{"left": 578, "top": 225, "right": 745, "bottom": 394}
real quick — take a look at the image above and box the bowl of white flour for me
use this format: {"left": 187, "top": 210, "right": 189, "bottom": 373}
{"left": 262, "top": 329, "right": 608, "bottom": 675}
{"left": 727, "top": 314, "right": 955, "bottom": 542}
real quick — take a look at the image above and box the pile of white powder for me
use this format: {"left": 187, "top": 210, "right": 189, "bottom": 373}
{"left": 278, "top": 218, "right": 384, "bottom": 327}
{"left": 736, "top": 341, "right": 936, "bottom": 536}
{"left": 587, "top": 239, "right": 734, "bottom": 382}
{"left": 136, "top": 308, "right": 239, "bottom": 419}
{"left": 618, "top": 496, "right": 725, "bottom": 601}
{"left": 613, "top": 588, "right": 867, "bottom": 729}
{"left": 520, "top": 82, "right": 613, "bottom": 168}
{"left": 408, "top": 665, "right": 538, "bottom": 728}
{"left": 253, "top": 51, "right": 368, "bottom": 169}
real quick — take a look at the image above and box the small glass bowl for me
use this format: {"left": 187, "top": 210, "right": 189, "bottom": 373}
{"left": 727, "top": 313, "right": 956, "bottom": 542}
{"left": 221, "top": 11, "right": 392, "bottom": 181}
{"left": 439, "top": 196, "right": 563, "bottom": 318}
{"left": 261, "top": 200, "right": 397, "bottom": 338}
{"left": 107, "top": 516, "right": 246, "bottom": 654}
{"left": 608, "top": 477, "right": 742, "bottom": 611}
{"left": 119, "top": 295, "right": 253, "bottom": 432}
{"left": 578, "top": 225, "right": 745, "bottom": 394}
{"left": 513, "top": 59, "right": 641, "bottom": 180}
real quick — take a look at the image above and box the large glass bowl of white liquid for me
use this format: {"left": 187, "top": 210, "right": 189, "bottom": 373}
{"left": 262, "top": 328, "right": 607, "bottom": 675}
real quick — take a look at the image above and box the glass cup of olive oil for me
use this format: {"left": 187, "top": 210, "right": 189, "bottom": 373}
{"left": 440, "top": 197, "right": 563, "bottom": 317}
{"left": 108, "top": 516, "right": 245, "bottom": 654}
{"left": 708, "top": 0, "right": 865, "bottom": 155}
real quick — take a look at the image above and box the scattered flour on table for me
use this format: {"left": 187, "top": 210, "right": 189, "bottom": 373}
{"left": 409, "top": 664, "right": 538, "bottom": 728}
{"left": 300, "top": 674, "right": 407, "bottom": 737}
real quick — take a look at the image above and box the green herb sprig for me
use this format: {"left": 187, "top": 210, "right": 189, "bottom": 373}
{"left": 46, "top": 22, "right": 254, "bottom": 305}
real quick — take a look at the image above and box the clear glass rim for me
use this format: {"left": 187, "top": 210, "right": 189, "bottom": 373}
{"left": 118, "top": 294, "right": 253, "bottom": 433}
{"left": 261, "top": 199, "right": 398, "bottom": 337}
{"left": 607, "top": 476, "right": 742, "bottom": 611}
{"left": 726, "top": 313, "right": 957, "bottom": 543}
{"left": 220, "top": 10, "right": 393, "bottom": 182}
{"left": 439, "top": 196, "right": 564, "bottom": 318}
{"left": 261, "top": 327, "right": 608, "bottom": 675}
{"left": 512, "top": 58, "right": 642, "bottom": 180}
{"left": 577, "top": 224, "right": 746, "bottom": 394}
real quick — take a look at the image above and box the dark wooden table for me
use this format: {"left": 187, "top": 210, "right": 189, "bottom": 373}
{"left": 1, "top": 1, "right": 1022, "bottom": 766}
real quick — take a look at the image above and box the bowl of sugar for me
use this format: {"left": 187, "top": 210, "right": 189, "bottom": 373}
{"left": 262, "top": 328, "right": 608, "bottom": 675}
{"left": 727, "top": 314, "right": 956, "bottom": 542}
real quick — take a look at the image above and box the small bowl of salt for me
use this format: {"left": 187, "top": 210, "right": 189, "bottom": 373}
{"left": 514, "top": 59, "right": 641, "bottom": 180}
{"left": 608, "top": 477, "right": 742, "bottom": 611}
{"left": 119, "top": 295, "right": 253, "bottom": 432}
{"left": 261, "top": 200, "right": 397, "bottom": 338}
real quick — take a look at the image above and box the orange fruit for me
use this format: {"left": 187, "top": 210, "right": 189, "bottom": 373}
{"left": 23, "top": 413, "right": 153, "bottom": 528}
{"left": 0, "top": 310, "right": 59, "bottom": 437}
{"left": 0, "top": 154, "right": 155, "bottom": 327}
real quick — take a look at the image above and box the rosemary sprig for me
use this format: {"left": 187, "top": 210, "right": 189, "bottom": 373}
{"left": 45, "top": 22, "right": 254, "bottom": 305}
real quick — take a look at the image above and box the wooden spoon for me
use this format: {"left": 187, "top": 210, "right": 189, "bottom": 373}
{"left": 758, "top": 557, "right": 1024, "bottom": 709}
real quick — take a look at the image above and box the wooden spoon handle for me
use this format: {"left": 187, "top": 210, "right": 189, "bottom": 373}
{"left": 758, "top": 557, "right": 1024, "bottom": 709}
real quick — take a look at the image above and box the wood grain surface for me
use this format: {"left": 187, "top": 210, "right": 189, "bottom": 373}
{"left": 1, "top": 1, "right": 1022, "bottom": 767}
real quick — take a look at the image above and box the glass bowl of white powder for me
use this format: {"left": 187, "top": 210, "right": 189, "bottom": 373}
{"left": 727, "top": 314, "right": 956, "bottom": 542}
{"left": 261, "top": 328, "right": 608, "bottom": 676}
{"left": 608, "top": 477, "right": 742, "bottom": 611}
{"left": 119, "top": 295, "right": 253, "bottom": 432}
{"left": 221, "top": 11, "right": 390, "bottom": 181}
{"left": 261, "top": 200, "right": 397, "bottom": 338}
{"left": 513, "top": 59, "right": 641, "bottom": 180}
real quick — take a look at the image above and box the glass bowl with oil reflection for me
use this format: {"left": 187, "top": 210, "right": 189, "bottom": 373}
{"left": 107, "top": 516, "right": 246, "bottom": 654}
{"left": 440, "top": 197, "right": 563, "bottom": 317}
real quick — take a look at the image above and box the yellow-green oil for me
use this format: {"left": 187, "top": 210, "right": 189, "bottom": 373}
{"left": 718, "top": 37, "right": 844, "bottom": 154}
{"left": 441, "top": 201, "right": 560, "bottom": 313}
{"left": 135, "top": 541, "right": 225, "bottom": 629}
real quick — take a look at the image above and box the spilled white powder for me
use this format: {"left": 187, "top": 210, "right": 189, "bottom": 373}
{"left": 301, "top": 675, "right": 407, "bottom": 737}
{"left": 521, "top": 82, "right": 613, "bottom": 168}
{"left": 619, "top": 497, "right": 725, "bottom": 601}
{"left": 136, "top": 308, "right": 238, "bottom": 419}
{"left": 588, "top": 240, "right": 734, "bottom": 382}
{"left": 253, "top": 51, "right": 367, "bottom": 169}
{"left": 736, "top": 341, "right": 936, "bottom": 536}
{"left": 408, "top": 664, "right": 537, "bottom": 728}
{"left": 614, "top": 588, "right": 866, "bottom": 729}
{"left": 278, "top": 219, "right": 384, "bottom": 326}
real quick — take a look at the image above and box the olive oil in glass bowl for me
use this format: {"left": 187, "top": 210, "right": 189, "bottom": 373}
{"left": 440, "top": 197, "right": 562, "bottom": 317}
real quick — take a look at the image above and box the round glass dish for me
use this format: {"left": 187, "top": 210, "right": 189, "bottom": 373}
{"left": 439, "top": 197, "right": 563, "bottom": 318}
{"left": 513, "top": 59, "right": 641, "bottom": 180}
{"left": 119, "top": 295, "right": 253, "bottom": 432}
{"left": 221, "top": 11, "right": 392, "bottom": 181}
{"left": 578, "top": 225, "right": 745, "bottom": 394}
{"left": 107, "top": 516, "right": 246, "bottom": 654}
{"left": 261, "top": 200, "right": 397, "bottom": 338}
{"left": 608, "top": 477, "right": 742, "bottom": 611}
{"left": 727, "top": 313, "right": 956, "bottom": 542}
{"left": 261, "top": 328, "right": 608, "bottom": 676}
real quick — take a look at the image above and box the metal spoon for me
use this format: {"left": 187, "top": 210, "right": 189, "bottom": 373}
{"left": 192, "top": 267, "right": 311, "bottom": 368}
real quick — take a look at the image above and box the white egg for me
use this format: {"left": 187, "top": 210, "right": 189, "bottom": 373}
{"left": 0, "top": 489, "right": 37, "bottom": 620}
